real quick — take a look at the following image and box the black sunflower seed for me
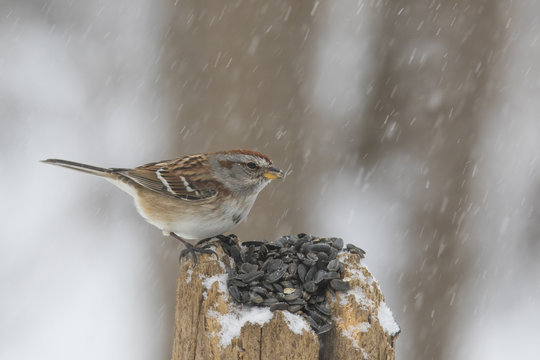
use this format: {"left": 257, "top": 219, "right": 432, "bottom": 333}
{"left": 297, "top": 264, "right": 307, "bottom": 282}
{"left": 251, "top": 286, "right": 267, "bottom": 296}
{"left": 260, "top": 258, "right": 272, "bottom": 272}
{"left": 324, "top": 271, "right": 340, "bottom": 281}
{"left": 302, "top": 257, "right": 317, "bottom": 267}
{"left": 228, "top": 245, "right": 242, "bottom": 263}
{"left": 306, "top": 316, "right": 321, "bottom": 332}
{"left": 327, "top": 259, "right": 340, "bottom": 272}
{"left": 241, "top": 240, "right": 267, "bottom": 247}
{"left": 229, "top": 285, "right": 242, "bottom": 303}
{"left": 243, "top": 245, "right": 256, "bottom": 263}
{"left": 263, "top": 297, "right": 279, "bottom": 306}
{"left": 240, "top": 263, "right": 259, "bottom": 274}
{"left": 314, "top": 270, "right": 328, "bottom": 284}
{"left": 330, "top": 238, "right": 344, "bottom": 250}
{"left": 261, "top": 280, "right": 274, "bottom": 291}
{"left": 330, "top": 279, "right": 351, "bottom": 291}
{"left": 273, "top": 282, "right": 284, "bottom": 293}
{"left": 279, "top": 246, "right": 293, "bottom": 255}
{"left": 307, "top": 309, "right": 329, "bottom": 325}
{"left": 305, "top": 266, "right": 317, "bottom": 282}
{"left": 265, "top": 243, "right": 282, "bottom": 251}
{"left": 269, "top": 302, "right": 289, "bottom": 311}
{"left": 306, "top": 252, "right": 318, "bottom": 262}
{"left": 283, "top": 290, "right": 301, "bottom": 302}
{"left": 287, "top": 263, "right": 298, "bottom": 275}
{"left": 267, "top": 259, "right": 284, "bottom": 273}
{"left": 303, "top": 281, "right": 317, "bottom": 293}
{"left": 240, "top": 291, "right": 251, "bottom": 303}
{"left": 328, "top": 247, "right": 338, "bottom": 261}
{"left": 238, "top": 270, "right": 264, "bottom": 283}
{"left": 273, "top": 237, "right": 288, "bottom": 247}
{"left": 317, "top": 323, "right": 333, "bottom": 334}
{"left": 250, "top": 292, "right": 264, "bottom": 304}
{"left": 346, "top": 243, "right": 366, "bottom": 257}
{"left": 294, "top": 237, "right": 309, "bottom": 250}
{"left": 266, "top": 266, "right": 287, "bottom": 283}
{"left": 317, "top": 252, "right": 329, "bottom": 263}
{"left": 315, "top": 302, "right": 331, "bottom": 316}
{"left": 307, "top": 243, "right": 332, "bottom": 254}
{"left": 228, "top": 278, "right": 248, "bottom": 288}
{"left": 288, "top": 305, "right": 303, "bottom": 313}
{"left": 282, "top": 282, "right": 295, "bottom": 290}
{"left": 282, "top": 254, "right": 294, "bottom": 263}
{"left": 289, "top": 295, "right": 306, "bottom": 304}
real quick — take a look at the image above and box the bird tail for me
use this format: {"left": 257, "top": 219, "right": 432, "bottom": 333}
{"left": 41, "top": 159, "right": 112, "bottom": 177}
{"left": 41, "top": 158, "right": 138, "bottom": 197}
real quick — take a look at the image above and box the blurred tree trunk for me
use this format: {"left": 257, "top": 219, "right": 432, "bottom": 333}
{"left": 155, "top": 3, "right": 321, "bottom": 355}
{"left": 357, "top": 1, "right": 503, "bottom": 359}
{"left": 157, "top": 1, "right": 317, "bottom": 241}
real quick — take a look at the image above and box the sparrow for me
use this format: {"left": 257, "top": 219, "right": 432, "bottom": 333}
{"left": 42, "top": 149, "right": 283, "bottom": 262}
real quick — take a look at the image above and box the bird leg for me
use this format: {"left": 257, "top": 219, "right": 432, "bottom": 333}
{"left": 170, "top": 232, "right": 217, "bottom": 264}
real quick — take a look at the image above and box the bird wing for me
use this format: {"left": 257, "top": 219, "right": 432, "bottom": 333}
{"left": 115, "top": 156, "right": 218, "bottom": 201}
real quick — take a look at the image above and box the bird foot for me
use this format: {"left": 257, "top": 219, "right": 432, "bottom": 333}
{"left": 170, "top": 232, "right": 218, "bottom": 265}
{"left": 179, "top": 243, "right": 218, "bottom": 265}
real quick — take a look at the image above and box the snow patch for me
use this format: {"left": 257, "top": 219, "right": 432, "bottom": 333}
{"left": 377, "top": 301, "right": 400, "bottom": 336}
{"left": 361, "top": 348, "right": 369, "bottom": 359}
{"left": 200, "top": 273, "right": 228, "bottom": 299}
{"left": 340, "top": 256, "right": 376, "bottom": 293}
{"left": 357, "top": 322, "right": 371, "bottom": 332}
{"left": 200, "top": 268, "right": 274, "bottom": 347}
{"left": 186, "top": 269, "right": 193, "bottom": 283}
{"left": 208, "top": 306, "right": 274, "bottom": 347}
{"left": 338, "top": 288, "right": 375, "bottom": 310}
{"left": 342, "top": 322, "right": 371, "bottom": 349}
{"left": 282, "top": 311, "right": 310, "bottom": 335}
{"left": 342, "top": 327, "right": 360, "bottom": 349}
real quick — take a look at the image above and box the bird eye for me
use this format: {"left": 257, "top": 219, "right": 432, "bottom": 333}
{"left": 246, "top": 162, "right": 258, "bottom": 170}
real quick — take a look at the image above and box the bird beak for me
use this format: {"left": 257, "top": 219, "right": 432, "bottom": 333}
{"left": 263, "top": 167, "right": 284, "bottom": 180}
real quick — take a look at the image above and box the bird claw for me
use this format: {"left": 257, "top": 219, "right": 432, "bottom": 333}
{"left": 175, "top": 233, "right": 237, "bottom": 265}
{"left": 179, "top": 243, "right": 218, "bottom": 265}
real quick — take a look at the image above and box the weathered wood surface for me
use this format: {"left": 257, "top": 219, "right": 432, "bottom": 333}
{"left": 320, "top": 252, "right": 399, "bottom": 359}
{"left": 171, "top": 244, "right": 399, "bottom": 360}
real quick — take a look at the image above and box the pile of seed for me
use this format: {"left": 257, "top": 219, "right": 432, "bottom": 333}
{"left": 219, "top": 233, "right": 365, "bottom": 334}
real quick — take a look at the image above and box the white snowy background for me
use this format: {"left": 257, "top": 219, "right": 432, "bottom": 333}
{"left": 1, "top": 1, "right": 540, "bottom": 359}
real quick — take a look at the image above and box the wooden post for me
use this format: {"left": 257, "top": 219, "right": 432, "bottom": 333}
{"left": 171, "top": 243, "right": 399, "bottom": 360}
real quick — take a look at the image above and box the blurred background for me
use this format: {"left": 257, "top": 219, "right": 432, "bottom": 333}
{"left": 2, "top": 0, "right": 540, "bottom": 359}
